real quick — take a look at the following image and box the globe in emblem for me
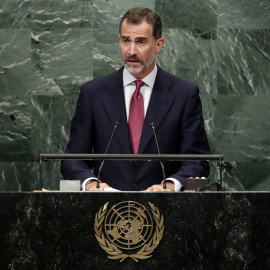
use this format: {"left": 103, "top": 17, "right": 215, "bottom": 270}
{"left": 104, "top": 201, "right": 154, "bottom": 250}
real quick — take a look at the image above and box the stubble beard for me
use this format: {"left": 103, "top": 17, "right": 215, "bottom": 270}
{"left": 123, "top": 53, "right": 155, "bottom": 75}
{"left": 124, "top": 62, "right": 146, "bottom": 75}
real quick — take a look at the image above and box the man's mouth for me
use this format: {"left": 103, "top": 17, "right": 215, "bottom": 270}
{"left": 125, "top": 57, "right": 141, "bottom": 64}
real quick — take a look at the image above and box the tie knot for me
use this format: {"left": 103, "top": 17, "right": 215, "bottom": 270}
{"left": 134, "top": 80, "right": 144, "bottom": 98}
{"left": 135, "top": 80, "right": 144, "bottom": 89}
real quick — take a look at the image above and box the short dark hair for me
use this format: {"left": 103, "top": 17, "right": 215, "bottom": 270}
{"left": 119, "top": 7, "right": 162, "bottom": 40}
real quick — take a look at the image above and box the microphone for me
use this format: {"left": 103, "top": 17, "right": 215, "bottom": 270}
{"left": 96, "top": 115, "right": 122, "bottom": 190}
{"left": 148, "top": 117, "right": 167, "bottom": 191}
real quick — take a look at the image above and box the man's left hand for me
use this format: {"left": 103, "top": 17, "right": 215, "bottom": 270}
{"left": 144, "top": 181, "right": 175, "bottom": 192}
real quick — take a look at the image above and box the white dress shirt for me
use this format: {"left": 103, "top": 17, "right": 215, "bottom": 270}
{"left": 82, "top": 65, "right": 181, "bottom": 191}
{"left": 123, "top": 64, "right": 157, "bottom": 120}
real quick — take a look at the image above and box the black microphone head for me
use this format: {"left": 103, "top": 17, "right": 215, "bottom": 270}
{"left": 114, "top": 115, "right": 122, "bottom": 125}
{"left": 148, "top": 116, "right": 155, "bottom": 126}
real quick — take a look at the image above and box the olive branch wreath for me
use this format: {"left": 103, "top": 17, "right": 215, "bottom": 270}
{"left": 94, "top": 202, "right": 164, "bottom": 262}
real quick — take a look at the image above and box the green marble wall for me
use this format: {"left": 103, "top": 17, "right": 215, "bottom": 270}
{"left": 0, "top": 0, "right": 269, "bottom": 191}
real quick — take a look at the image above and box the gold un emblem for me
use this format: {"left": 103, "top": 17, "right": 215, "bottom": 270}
{"left": 94, "top": 201, "right": 164, "bottom": 262}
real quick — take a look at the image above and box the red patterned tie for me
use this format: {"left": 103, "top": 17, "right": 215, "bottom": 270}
{"left": 129, "top": 80, "right": 145, "bottom": 154}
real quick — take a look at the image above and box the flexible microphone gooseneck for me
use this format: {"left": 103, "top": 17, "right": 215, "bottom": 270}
{"left": 96, "top": 115, "right": 122, "bottom": 190}
{"left": 148, "top": 117, "right": 167, "bottom": 191}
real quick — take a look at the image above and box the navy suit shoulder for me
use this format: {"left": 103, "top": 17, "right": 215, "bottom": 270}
{"left": 157, "top": 67, "right": 199, "bottom": 96}
{"left": 80, "top": 67, "right": 124, "bottom": 94}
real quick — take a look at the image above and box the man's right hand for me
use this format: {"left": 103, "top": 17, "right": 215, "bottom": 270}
{"left": 85, "top": 180, "right": 111, "bottom": 191}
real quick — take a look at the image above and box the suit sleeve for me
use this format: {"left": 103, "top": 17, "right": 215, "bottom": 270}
{"left": 168, "top": 86, "right": 210, "bottom": 188}
{"left": 61, "top": 85, "right": 97, "bottom": 182}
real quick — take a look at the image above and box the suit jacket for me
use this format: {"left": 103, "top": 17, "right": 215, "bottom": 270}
{"left": 61, "top": 66, "right": 210, "bottom": 191}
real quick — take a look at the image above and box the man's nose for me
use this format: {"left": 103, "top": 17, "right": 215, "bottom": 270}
{"left": 127, "top": 42, "right": 138, "bottom": 55}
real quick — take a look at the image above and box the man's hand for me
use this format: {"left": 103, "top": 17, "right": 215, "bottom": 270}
{"left": 144, "top": 181, "right": 175, "bottom": 192}
{"left": 85, "top": 180, "right": 111, "bottom": 191}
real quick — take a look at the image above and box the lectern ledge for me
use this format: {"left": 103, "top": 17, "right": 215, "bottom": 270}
{"left": 39, "top": 153, "right": 223, "bottom": 190}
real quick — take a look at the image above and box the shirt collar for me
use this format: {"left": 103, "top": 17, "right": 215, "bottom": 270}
{"left": 123, "top": 64, "right": 157, "bottom": 88}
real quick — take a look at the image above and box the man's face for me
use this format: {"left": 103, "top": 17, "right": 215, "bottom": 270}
{"left": 119, "top": 19, "right": 164, "bottom": 79}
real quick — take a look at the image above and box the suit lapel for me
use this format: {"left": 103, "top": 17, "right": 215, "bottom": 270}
{"left": 138, "top": 68, "right": 173, "bottom": 153}
{"left": 101, "top": 68, "right": 132, "bottom": 153}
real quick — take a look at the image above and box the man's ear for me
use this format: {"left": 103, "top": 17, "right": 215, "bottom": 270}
{"left": 155, "top": 38, "right": 165, "bottom": 54}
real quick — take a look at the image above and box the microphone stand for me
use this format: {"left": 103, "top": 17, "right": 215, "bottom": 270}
{"left": 96, "top": 116, "right": 121, "bottom": 190}
{"left": 149, "top": 118, "right": 167, "bottom": 191}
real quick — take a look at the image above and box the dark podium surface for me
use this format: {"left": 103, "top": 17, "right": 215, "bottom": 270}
{"left": 0, "top": 192, "right": 270, "bottom": 270}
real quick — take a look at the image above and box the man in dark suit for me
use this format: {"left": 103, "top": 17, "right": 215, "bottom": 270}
{"left": 61, "top": 7, "right": 210, "bottom": 192}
